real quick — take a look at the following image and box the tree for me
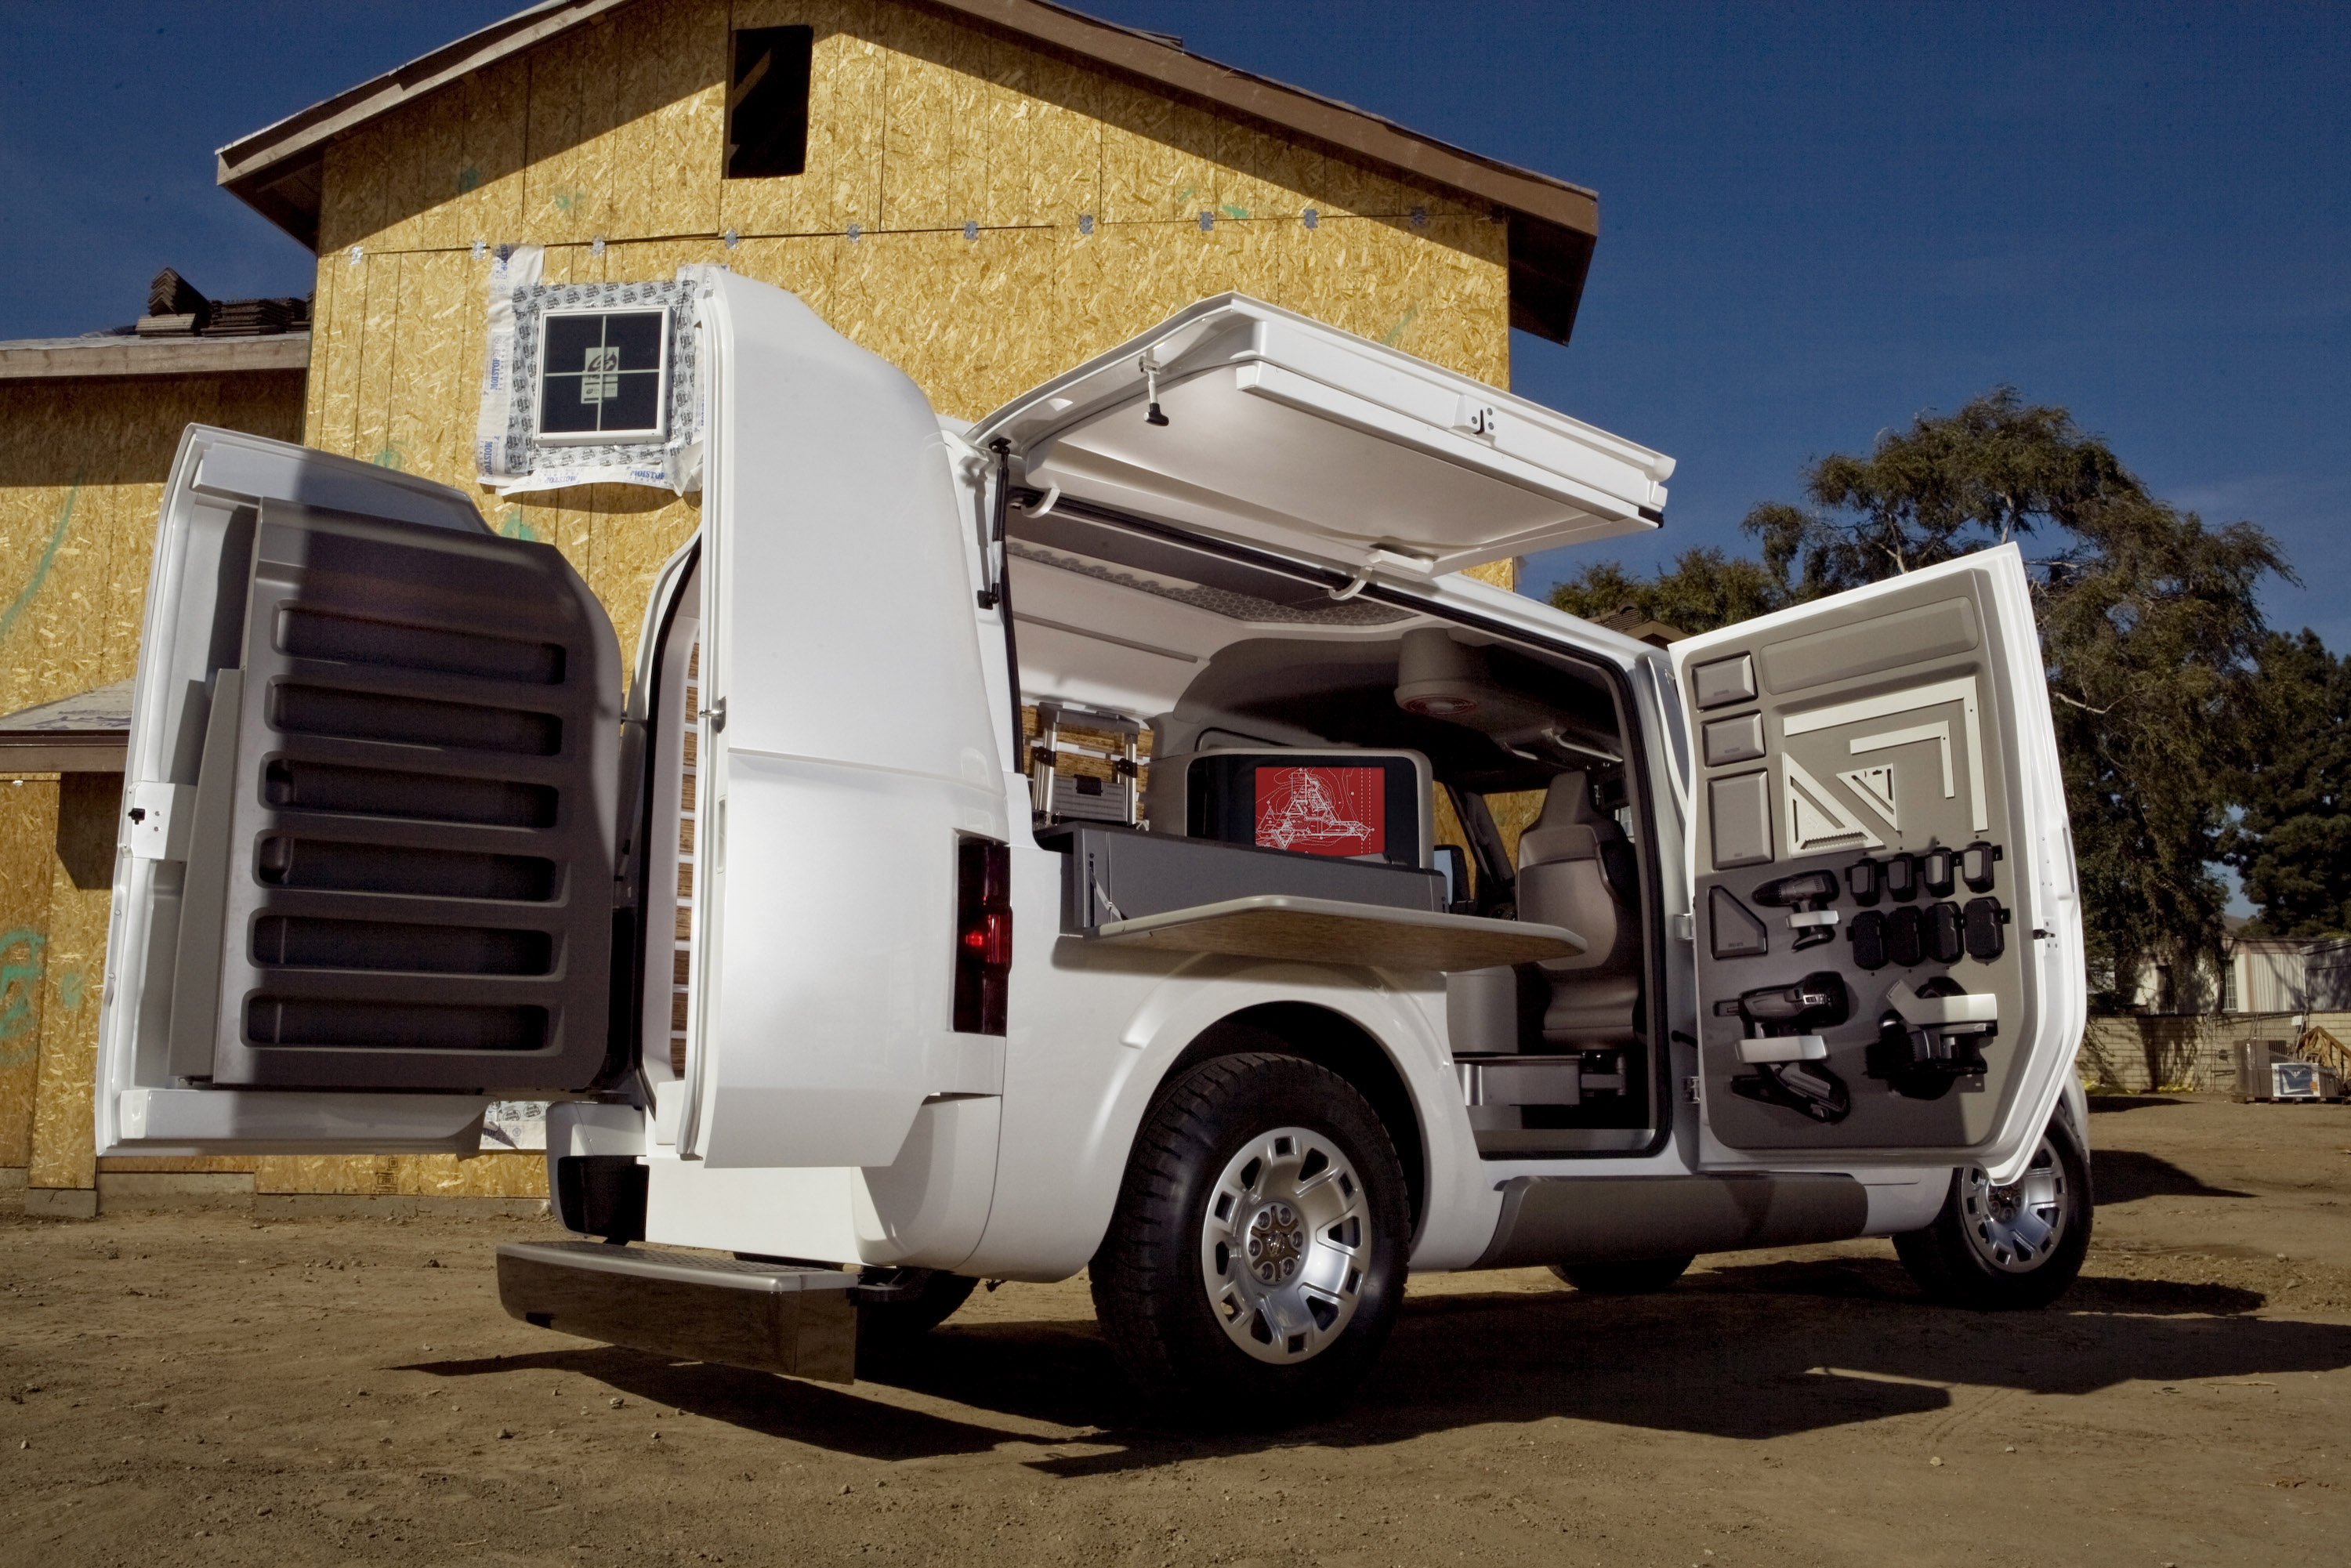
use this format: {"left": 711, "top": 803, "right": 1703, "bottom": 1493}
{"left": 1742, "top": 388, "right": 2150, "bottom": 591}
{"left": 2036, "top": 497, "right": 2286, "bottom": 1003}
{"left": 2220, "top": 631, "right": 2351, "bottom": 936}
{"left": 1546, "top": 547, "right": 1784, "bottom": 636}
{"left": 1549, "top": 389, "right": 2288, "bottom": 1006}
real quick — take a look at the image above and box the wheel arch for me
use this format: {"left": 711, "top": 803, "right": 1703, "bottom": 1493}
{"left": 1153, "top": 1001, "right": 1430, "bottom": 1236}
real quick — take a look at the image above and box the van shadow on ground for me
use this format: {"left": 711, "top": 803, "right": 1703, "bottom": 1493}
{"left": 404, "top": 1254, "right": 2351, "bottom": 1475}
{"left": 2091, "top": 1148, "right": 2255, "bottom": 1203}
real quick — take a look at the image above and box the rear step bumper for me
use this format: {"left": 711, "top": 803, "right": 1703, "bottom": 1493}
{"left": 496, "top": 1241, "right": 860, "bottom": 1384}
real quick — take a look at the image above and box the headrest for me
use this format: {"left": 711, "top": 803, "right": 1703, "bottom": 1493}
{"left": 1537, "top": 770, "right": 1610, "bottom": 831}
{"left": 1519, "top": 822, "right": 1602, "bottom": 869}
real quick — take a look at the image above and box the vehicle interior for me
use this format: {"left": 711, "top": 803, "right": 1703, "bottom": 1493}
{"left": 1004, "top": 500, "right": 1661, "bottom": 1157}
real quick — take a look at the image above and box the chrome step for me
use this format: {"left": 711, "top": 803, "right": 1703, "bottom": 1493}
{"left": 496, "top": 1240, "right": 859, "bottom": 1383}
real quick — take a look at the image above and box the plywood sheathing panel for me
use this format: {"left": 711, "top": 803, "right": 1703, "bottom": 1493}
{"left": 301, "top": 259, "right": 339, "bottom": 445}
{"left": 254, "top": 1151, "right": 547, "bottom": 1197}
{"left": 310, "top": 249, "right": 371, "bottom": 453}
{"left": 0, "top": 777, "right": 60, "bottom": 1169}
{"left": 878, "top": 7, "right": 949, "bottom": 230}
{"left": 0, "top": 375, "right": 299, "bottom": 721}
{"left": 521, "top": 13, "right": 619, "bottom": 247}
{"left": 352, "top": 252, "right": 409, "bottom": 470}
{"left": 27, "top": 773, "right": 119, "bottom": 1193}
{"left": 318, "top": 55, "right": 532, "bottom": 256}
{"left": 523, "top": 0, "right": 727, "bottom": 249}
{"left": 614, "top": 0, "right": 730, "bottom": 237}
{"left": 380, "top": 249, "right": 480, "bottom": 483}
{"left": 1096, "top": 78, "right": 1223, "bottom": 227}
{"left": 213, "top": 371, "right": 307, "bottom": 447}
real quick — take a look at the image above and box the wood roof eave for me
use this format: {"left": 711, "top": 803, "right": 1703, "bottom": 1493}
{"left": 216, "top": 0, "right": 1599, "bottom": 342}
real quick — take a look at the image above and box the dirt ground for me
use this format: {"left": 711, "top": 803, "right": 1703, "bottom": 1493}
{"left": 5, "top": 1095, "right": 2349, "bottom": 1568}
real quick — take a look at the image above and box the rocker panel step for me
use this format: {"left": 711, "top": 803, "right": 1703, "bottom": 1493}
{"left": 496, "top": 1240, "right": 859, "bottom": 1384}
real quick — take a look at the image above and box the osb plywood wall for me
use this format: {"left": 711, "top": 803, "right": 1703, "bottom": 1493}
{"left": 0, "top": 374, "right": 303, "bottom": 1196}
{"left": 304, "top": 0, "right": 1519, "bottom": 668}
{"left": 0, "top": 375, "right": 304, "bottom": 722}
{"left": 27, "top": 773, "right": 129, "bottom": 1192}
{"left": 0, "top": 777, "right": 60, "bottom": 1169}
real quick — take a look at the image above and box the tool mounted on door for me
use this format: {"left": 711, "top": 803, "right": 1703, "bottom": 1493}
{"left": 1715, "top": 970, "right": 1853, "bottom": 1123}
{"left": 1867, "top": 976, "right": 1998, "bottom": 1099}
{"left": 1750, "top": 871, "right": 1840, "bottom": 952}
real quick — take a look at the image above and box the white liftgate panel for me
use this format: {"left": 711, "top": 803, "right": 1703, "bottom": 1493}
{"left": 967, "top": 294, "right": 1676, "bottom": 582}
{"left": 1672, "top": 546, "right": 2084, "bottom": 1184}
{"left": 98, "top": 429, "right": 625, "bottom": 1155}
{"left": 676, "top": 274, "right": 1009, "bottom": 1171}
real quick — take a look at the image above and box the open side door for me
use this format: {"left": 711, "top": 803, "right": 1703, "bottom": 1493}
{"left": 98, "top": 427, "right": 625, "bottom": 1157}
{"left": 1672, "top": 546, "right": 2083, "bottom": 1183}
{"left": 966, "top": 294, "right": 1674, "bottom": 583}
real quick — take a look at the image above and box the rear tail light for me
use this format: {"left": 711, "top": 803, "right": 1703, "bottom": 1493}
{"left": 954, "top": 836, "right": 1012, "bottom": 1035}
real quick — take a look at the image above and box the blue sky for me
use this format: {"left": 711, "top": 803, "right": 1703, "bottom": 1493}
{"left": 5, "top": 0, "right": 2345, "bottom": 639}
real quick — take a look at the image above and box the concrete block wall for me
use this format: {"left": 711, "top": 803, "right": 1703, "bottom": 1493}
{"left": 2075, "top": 1011, "right": 2351, "bottom": 1093}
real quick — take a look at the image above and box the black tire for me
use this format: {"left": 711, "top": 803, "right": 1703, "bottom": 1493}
{"left": 1548, "top": 1255, "right": 1694, "bottom": 1295}
{"left": 1090, "top": 1052, "right": 1411, "bottom": 1425}
{"left": 856, "top": 1269, "right": 978, "bottom": 1355}
{"left": 1894, "top": 1114, "right": 2092, "bottom": 1310}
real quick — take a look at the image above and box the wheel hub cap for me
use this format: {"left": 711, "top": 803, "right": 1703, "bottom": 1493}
{"left": 1247, "top": 1204, "right": 1306, "bottom": 1284}
{"left": 1958, "top": 1132, "right": 2068, "bottom": 1273}
{"left": 1199, "top": 1127, "right": 1370, "bottom": 1364}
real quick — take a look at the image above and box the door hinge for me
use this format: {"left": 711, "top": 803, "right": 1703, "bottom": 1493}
{"left": 702, "top": 697, "right": 726, "bottom": 734}
{"left": 126, "top": 781, "right": 197, "bottom": 862}
{"left": 1683, "top": 1075, "right": 1702, "bottom": 1103}
{"left": 1671, "top": 911, "right": 1695, "bottom": 943}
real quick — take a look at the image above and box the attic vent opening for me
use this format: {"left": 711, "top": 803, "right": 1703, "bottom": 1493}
{"left": 726, "top": 26, "right": 813, "bottom": 179}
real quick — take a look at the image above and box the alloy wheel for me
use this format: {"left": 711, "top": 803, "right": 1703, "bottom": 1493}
{"left": 1958, "top": 1132, "right": 2068, "bottom": 1273}
{"left": 1197, "top": 1125, "right": 1371, "bottom": 1363}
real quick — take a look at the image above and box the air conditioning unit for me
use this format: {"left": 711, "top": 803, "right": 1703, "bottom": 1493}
{"left": 2272, "top": 1060, "right": 2342, "bottom": 1102}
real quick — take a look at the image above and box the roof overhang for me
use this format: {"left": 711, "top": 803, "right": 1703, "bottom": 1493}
{"left": 0, "top": 679, "right": 131, "bottom": 773}
{"left": 0, "top": 334, "right": 309, "bottom": 383}
{"left": 216, "top": 0, "right": 1599, "bottom": 342}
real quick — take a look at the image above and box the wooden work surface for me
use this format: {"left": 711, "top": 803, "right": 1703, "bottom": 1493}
{"left": 1089, "top": 895, "right": 1585, "bottom": 972}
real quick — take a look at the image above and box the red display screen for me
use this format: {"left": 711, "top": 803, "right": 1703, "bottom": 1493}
{"left": 1253, "top": 766, "right": 1386, "bottom": 858}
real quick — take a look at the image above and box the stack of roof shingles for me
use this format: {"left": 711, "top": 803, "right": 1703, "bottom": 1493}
{"left": 134, "top": 267, "right": 309, "bottom": 338}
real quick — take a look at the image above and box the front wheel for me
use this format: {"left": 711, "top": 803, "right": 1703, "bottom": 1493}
{"left": 1091, "top": 1052, "right": 1411, "bottom": 1425}
{"left": 1894, "top": 1115, "right": 2092, "bottom": 1310}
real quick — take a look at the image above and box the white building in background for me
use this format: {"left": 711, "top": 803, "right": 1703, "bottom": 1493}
{"left": 2216, "top": 929, "right": 2351, "bottom": 1014}
{"left": 2103, "top": 925, "right": 2351, "bottom": 1016}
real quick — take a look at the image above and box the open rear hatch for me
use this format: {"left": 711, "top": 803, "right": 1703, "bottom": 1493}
{"left": 968, "top": 293, "right": 1673, "bottom": 583}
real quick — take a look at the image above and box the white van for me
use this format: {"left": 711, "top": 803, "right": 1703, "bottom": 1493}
{"left": 97, "top": 277, "right": 2090, "bottom": 1419}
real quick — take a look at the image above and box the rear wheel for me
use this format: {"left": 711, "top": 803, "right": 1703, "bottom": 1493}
{"left": 1091, "top": 1052, "right": 1410, "bottom": 1425}
{"left": 1895, "top": 1115, "right": 2091, "bottom": 1310}
{"left": 1549, "top": 1255, "right": 1693, "bottom": 1295}
{"left": 853, "top": 1269, "right": 977, "bottom": 1370}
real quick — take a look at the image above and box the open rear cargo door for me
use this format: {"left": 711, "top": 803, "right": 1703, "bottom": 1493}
{"left": 98, "top": 428, "right": 625, "bottom": 1156}
{"left": 1672, "top": 546, "right": 2085, "bottom": 1184}
{"left": 666, "top": 275, "right": 1011, "bottom": 1171}
{"left": 968, "top": 293, "right": 1675, "bottom": 582}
